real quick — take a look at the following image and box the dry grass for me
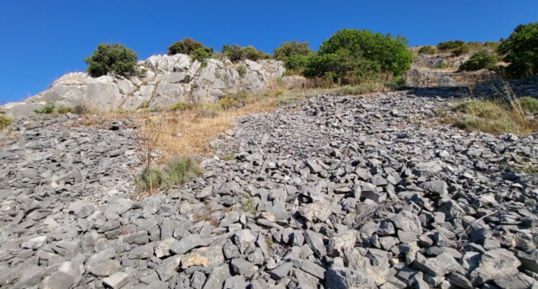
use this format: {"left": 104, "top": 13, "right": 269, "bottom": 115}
{"left": 75, "top": 77, "right": 393, "bottom": 164}
{"left": 449, "top": 99, "right": 538, "bottom": 136}
{"left": 137, "top": 102, "right": 275, "bottom": 160}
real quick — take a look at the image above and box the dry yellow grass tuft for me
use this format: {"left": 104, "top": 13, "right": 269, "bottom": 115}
{"left": 136, "top": 101, "right": 278, "bottom": 161}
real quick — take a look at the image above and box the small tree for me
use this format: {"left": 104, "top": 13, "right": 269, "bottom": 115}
{"left": 498, "top": 22, "right": 538, "bottom": 78}
{"left": 168, "top": 38, "right": 212, "bottom": 56}
{"left": 83, "top": 43, "right": 138, "bottom": 77}
{"left": 302, "top": 29, "right": 413, "bottom": 85}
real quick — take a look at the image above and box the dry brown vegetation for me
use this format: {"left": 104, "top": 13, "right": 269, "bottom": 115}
{"left": 75, "top": 79, "right": 394, "bottom": 167}
{"left": 436, "top": 81, "right": 538, "bottom": 136}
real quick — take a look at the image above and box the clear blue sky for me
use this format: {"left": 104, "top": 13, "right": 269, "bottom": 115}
{"left": 1, "top": 0, "right": 536, "bottom": 104}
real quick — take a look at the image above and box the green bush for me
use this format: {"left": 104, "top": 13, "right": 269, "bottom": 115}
{"left": 170, "top": 102, "right": 194, "bottom": 111}
{"left": 0, "top": 116, "right": 12, "bottom": 129}
{"left": 273, "top": 40, "right": 315, "bottom": 59}
{"left": 432, "top": 62, "right": 451, "bottom": 69}
{"left": 236, "top": 65, "right": 247, "bottom": 77}
{"left": 273, "top": 41, "right": 315, "bottom": 74}
{"left": 35, "top": 104, "right": 55, "bottom": 114}
{"left": 438, "top": 40, "right": 465, "bottom": 51}
{"left": 221, "top": 44, "right": 271, "bottom": 63}
{"left": 418, "top": 46, "right": 436, "bottom": 55}
{"left": 57, "top": 106, "right": 75, "bottom": 114}
{"left": 498, "top": 22, "right": 538, "bottom": 78}
{"left": 518, "top": 97, "right": 538, "bottom": 113}
{"left": 191, "top": 47, "right": 213, "bottom": 63}
{"left": 285, "top": 54, "right": 310, "bottom": 72}
{"left": 302, "top": 29, "right": 413, "bottom": 85}
{"left": 168, "top": 38, "right": 212, "bottom": 56}
{"left": 483, "top": 41, "right": 499, "bottom": 50}
{"left": 83, "top": 43, "right": 138, "bottom": 77}
{"left": 459, "top": 50, "right": 498, "bottom": 71}
{"left": 452, "top": 44, "right": 470, "bottom": 56}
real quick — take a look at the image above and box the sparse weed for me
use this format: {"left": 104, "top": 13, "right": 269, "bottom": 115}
{"left": 35, "top": 104, "right": 55, "bottom": 114}
{"left": 236, "top": 65, "right": 247, "bottom": 77}
{"left": 242, "top": 195, "right": 258, "bottom": 216}
{"left": 57, "top": 106, "right": 75, "bottom": 114}
{"left": 136, "top": 157, "right": 201, "bottom": 193}
{"left": 0, "top": 116, "right": 12, "bottom": 129}
{"left": 170, "top": 102, "right": 195, "bottom": 111}
{"left": 518, "top": 97, "right": 538, "bottom": 113}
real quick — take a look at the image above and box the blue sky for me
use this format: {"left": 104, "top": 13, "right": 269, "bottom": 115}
{"left": 1, "top": 0, "right": 537, "bottom": 104}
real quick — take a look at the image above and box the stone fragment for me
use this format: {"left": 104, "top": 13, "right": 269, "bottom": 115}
{"left": 170, "top": 234, "right": 208, "bottom": 254}
{"left": 325, "top": 268, "right": 377, "bottom": 289}
{"left": 203, "top": 264, "right": 231, "bottom": 289}
{"left": 299, "top": 202, "right": 332, "bottom": 222}
{"left": 102, "top": 272, "right": 130, "bottom": 289}
{"left": 68, "top": 200, "right": 95, "bottom": 218}
{"left": 470, "top": 249, "right": 521, "bottom": 286}
{"left": 181, "top": 246, "right": 224, "bottom": 269}
{"left": 304, "top": 230, "right": 327, "bottom": 257}
{"left": 155, "top": 255, "right": 181, "bottom": 282}
{"left": 270, "top": 262, "right": 293, "bottom": 280}
{"left": 21, "top": 236, "right": 47, "bottom": 249}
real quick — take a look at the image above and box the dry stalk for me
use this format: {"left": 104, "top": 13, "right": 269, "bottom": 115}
{"left": 132, "top": 124, "right": 161, "bottom": 192}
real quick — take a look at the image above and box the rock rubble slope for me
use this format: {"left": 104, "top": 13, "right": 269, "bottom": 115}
{"left": 1, "top": 91, "right": 538, "bottom": 289}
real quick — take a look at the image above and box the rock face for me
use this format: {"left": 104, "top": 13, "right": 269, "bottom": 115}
{"left": 404, "top": 52, "right": 497, "bottom": 88}
{"left": 1, "top": 89, "right": 538, "bottom": 288}
{"left": 0, "top": 55, "right": 286, "bottom": 118}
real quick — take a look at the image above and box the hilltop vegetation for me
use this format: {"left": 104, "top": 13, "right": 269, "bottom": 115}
{"left": 83, "top": 22, "right": 537, "bottom": 87}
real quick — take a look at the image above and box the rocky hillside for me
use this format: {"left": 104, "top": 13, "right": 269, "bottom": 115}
{"left": 1, "top": 89, "right": 538, "bottom": 288}
{"left": 404, "top": 48, "right": 497, "bottom": 88}
{"left": 0, "top": 55, "right": 286, "bottom": 118}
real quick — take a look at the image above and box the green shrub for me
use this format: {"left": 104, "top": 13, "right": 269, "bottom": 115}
{"left": 284, "top": 53, "right": 310, "bottom": 73}
{"left": 221, "top": 44, "right": 271, "bottom": 63}
{"left": 459, "top": 50, "right": 498, "bottom": 71}
{"left": 432, "top": 62, "right": 451, "bottom": 69}
{"left": 0, "top": 116, "right": 12, "bottom": 129}
{"left": 57, "top": 106, "right": 75, "bottom": 114}
{"left": 136, "top": 157, "right": 200, "bottom": 192}
{"left": 168, "top": 38, "right": 212, "bottom": 56}
{"left": 273, "top": 41, "right": 315, "bottom": 74}
{"left": 273, "top": 40, "right": 314, "bottom": 60}
{"left": 518, "top": 97, "right": 538, "bottom": 113}
{"left": 452, "top": 44, "right": 470, "bottom": 56}
{"left": 418, "top": 46, "right": 436, "bottom": 55}
{"left": 498, "top": 22, "right": 538, "bottom": 78}
{"left": 236, "top": 65, "right": 247, "bottom": 77}
{"left": 302, "top": 29, "right": 413, "bottom": 86}
{"left": 35, "top": 104, "right": 55, "bottom": 114}
{"left": 483, "top": 41, "right": 499, "bottom": 50}
{"left": 191, "top": 48, "right": 213, "bottom": 63}
{"left": 83, "top": 43, "right": 138, "bottom": 77}
{"left": 170, "top": 102, "right": 194, "bottom": 111}
{"left": 438, "top": 40, "right": 465, "bottom": 51}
